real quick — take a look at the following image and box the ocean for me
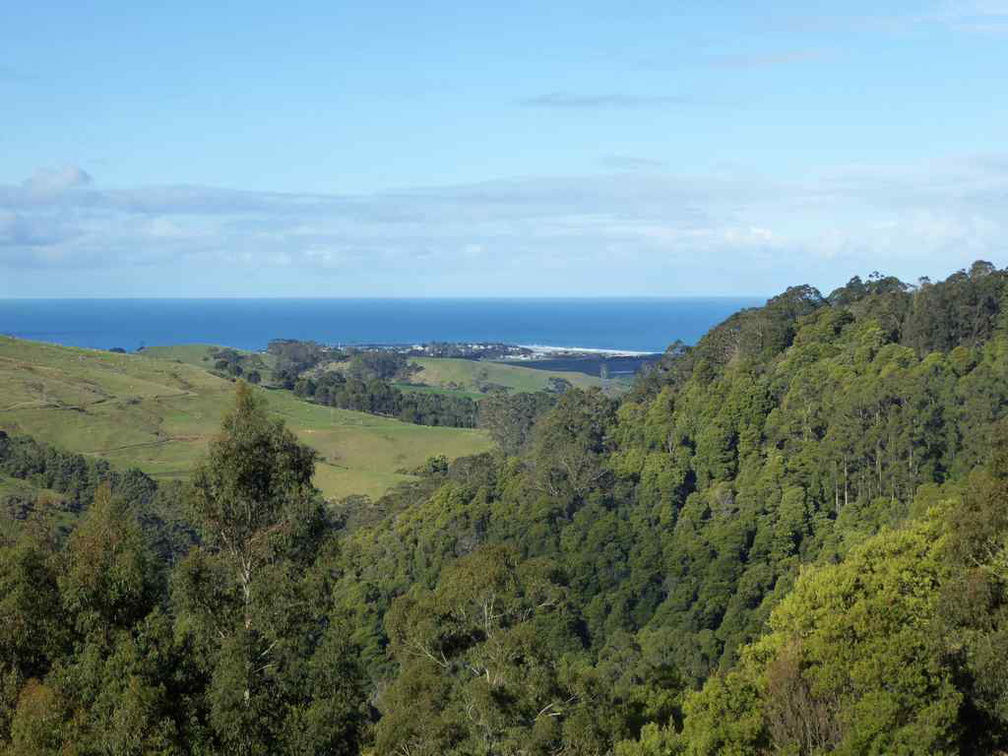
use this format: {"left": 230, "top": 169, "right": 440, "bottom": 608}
{"left": 0, "top": 298, "right": 762, "bottom": 354}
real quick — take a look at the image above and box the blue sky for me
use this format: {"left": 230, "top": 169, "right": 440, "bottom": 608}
{"left": 2, "top": 0, "right": 1007, "bottom": 297}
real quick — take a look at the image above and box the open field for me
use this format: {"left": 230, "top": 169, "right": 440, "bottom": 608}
{"left": 409, "top": 357, "right": 612, "bottom": 394}
{"left": 0, "top": 337, "right": 493, "bottom": 500}
{"left": 0, "top": 475, "right": 45, "bottom": 499}
{"left": 141, "top": 343, "right": 279, "bottom": 372}
{"left": 139, "top": 344, "right": 230, "bottom": 368}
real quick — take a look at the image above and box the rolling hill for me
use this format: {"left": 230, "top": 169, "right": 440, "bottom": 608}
{"left": 0, "top": 337, "right": 493, "bottom": 500}
{"left": 407, "top": 356, "right": 614, "bottom": 394}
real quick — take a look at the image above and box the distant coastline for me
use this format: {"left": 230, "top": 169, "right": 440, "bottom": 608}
{"left": 0, "top": 297, "right": 760, "bottom": 354}
{"left": 516, "top": 344, "right": 657, "bottom": 358}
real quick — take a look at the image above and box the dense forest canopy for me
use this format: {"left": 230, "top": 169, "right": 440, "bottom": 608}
{"left": 3, "top": 262, "right": 1008, "bottom": 754}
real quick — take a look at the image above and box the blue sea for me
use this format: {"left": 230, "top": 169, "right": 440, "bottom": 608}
{"left": 0, "top": 298, "right": 762, "bottom": 354}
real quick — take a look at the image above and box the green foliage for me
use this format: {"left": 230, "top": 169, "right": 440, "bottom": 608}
{"left": 929, "top": 427, "right": 1008, "bottom": 751}
{"left": 0, "top": 430, "right": 157, "bottom": 513}
{"left": 297, "top": 369, "right": 480, "bottom": 427}
{"left": 347, "top": 349, "right": 412, "bottom": 382}
{"left": 208, "top": 346, "right": 269, "bottom": 381}
{"left": 267, "top": 339, "right": 341, "bottom": 388}
{"left": 530, "top": 387, "right": 618, "bottom": 499}
{"left": 0, "top": 384, "right": 367, "bottom": 755}
{"left": 479, "top": 390, "right": 557, "bottom": 455}
{"left": 187, "top": 382, "right": 324, "bottom": 576}
{"left": 177, "top": 383, "right": 366, "bottom": 754}
{"left": 0, "top": 538, "right": 66, "bottom": 694}
{"left": 676, "top": 510, "right": 964, "bottom": 755}
{"left": 327, "top": 262, "right": 1008, "bottom": 754}
{"left": 3, "top": 262, "right": 1008, "bottom": 754}
{"left": 60, "top": 482, "right": 163, "bottom": 634}
{"left": 377, "top": 546, "right": 584, "bottom": 755}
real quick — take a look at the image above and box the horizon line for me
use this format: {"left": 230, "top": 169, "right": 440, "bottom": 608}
{"left": 0, "top": 294, "right": 769, "bottom": 302}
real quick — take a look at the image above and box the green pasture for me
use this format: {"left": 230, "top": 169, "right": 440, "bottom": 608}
{"left": 0, "top": 337, "right": 492, "bottom": 501}
{"left": 409, "top": 357, "right": 609, "bottom": 394}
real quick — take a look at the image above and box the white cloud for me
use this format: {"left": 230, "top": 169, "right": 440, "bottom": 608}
{"left": 1, "top": 155, "right": 1006, "bottom": 294}
{"left": 21, "top": 165, "right": 92, "bottom": 200}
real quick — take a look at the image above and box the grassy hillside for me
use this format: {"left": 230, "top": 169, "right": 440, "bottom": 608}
{"left": 143, "top": 345, "right": 617, "bottom": 396}
{"left": 0, "top": 474, "right": 46, "bottom": 500}
{"left": 410, "top": 357, "right": 612, "bottom": 394}
{"left": 0, "top": 337, "right": 492, "bottom": 500}
{"left": 140, "top": 343, "right": 278, "bottom": 371}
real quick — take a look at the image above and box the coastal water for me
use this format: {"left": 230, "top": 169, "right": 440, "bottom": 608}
{"left": 0, "top": 298, "right": 762, "bottom": 354}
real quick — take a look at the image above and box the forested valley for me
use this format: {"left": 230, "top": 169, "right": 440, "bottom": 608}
{"left": 4, "top": 262, "right": 1008, "bottom": 754}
